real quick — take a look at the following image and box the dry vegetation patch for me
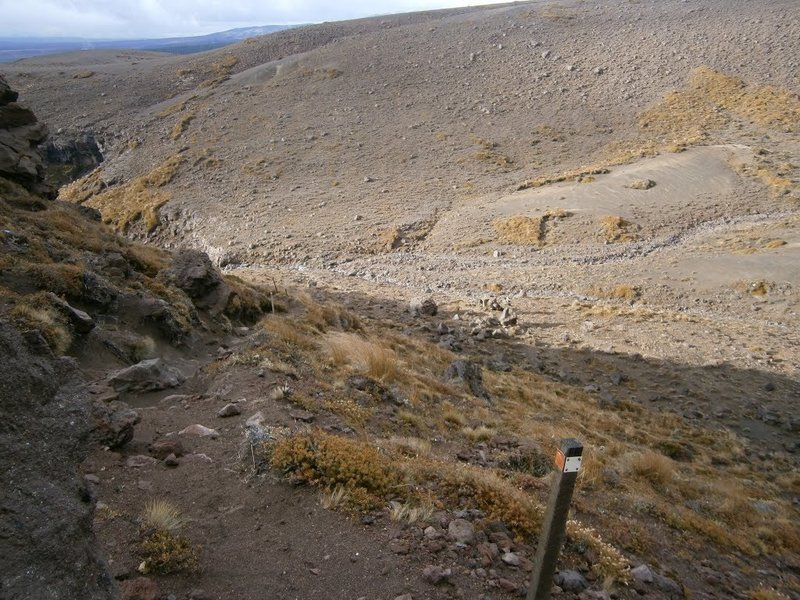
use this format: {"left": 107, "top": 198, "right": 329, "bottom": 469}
{"left": 637, "top": 66, "right": 800, "bottom": 141}
{"left": 60, "top": 154, "right": 183, "bottom": 232}
{"left": 599, "top": 215, "right": 638, "bottom": 243}
{"left": 493, "top": 209, "right": 571, "bottom": 246}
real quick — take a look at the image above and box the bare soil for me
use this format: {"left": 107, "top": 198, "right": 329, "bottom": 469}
{"left": 3, "top": 0, "right": 799, "bottom": 598}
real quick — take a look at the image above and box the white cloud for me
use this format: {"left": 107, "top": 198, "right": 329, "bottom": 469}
{"left": 0, "top": 0, "right": 510, "bottom": 39}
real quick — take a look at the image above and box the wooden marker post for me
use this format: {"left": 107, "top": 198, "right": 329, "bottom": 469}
{"left": 526, "top": 438, "right": 584, "bottom": 600}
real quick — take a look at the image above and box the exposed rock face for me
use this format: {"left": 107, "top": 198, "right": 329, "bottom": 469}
{"left": 0, "top": 74, "right": 53, "bottom": 197}
{"left": 160, "top": 250, "right": 232, "bottom": 315}
{"left": 0, "top": 322, "right": 119, "bottom": 599}
{"left": 444, "top": 359, "right": 489, "bottom": 400}
{"left": 40, "top": 130, "right": 104, "bottom": 188}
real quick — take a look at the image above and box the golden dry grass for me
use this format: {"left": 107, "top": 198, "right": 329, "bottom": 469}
{"left": 472, "top": 138, "right": 513, "bottom": 168}
{"left": 60, "top": 154, "right": 183, "bottom": 232}
{"left": 516, "top": 67, "right": 799, "bottom": 194}
{"left": 493, "top": 215, "right": 543, "bottom": 245}
{"left": 637, "top": 66, "right": 800, "bottom": 140}
{"left": 142, "top": 499, "right": 185, "bottom": 532}
{"left": 323, "top": 332, "right": 398, "bottom": 381}
{"left": 170, "top": 111, "right": 195, "bottom": 140}
{"left": 493, "top": 209, "right": 572, "bottom": 245}
{"left": 600, "top": 215, "right": 637, "bottom": 243}
{"left": 10, "top": 294, "right": 73, "bottom": 354}
{"left": 628, "top": 452, "right": 676, "bottom": 486}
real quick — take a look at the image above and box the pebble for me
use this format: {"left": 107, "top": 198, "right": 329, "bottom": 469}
{"left": 125, "top": 455, "right": 157, "bottom": 468}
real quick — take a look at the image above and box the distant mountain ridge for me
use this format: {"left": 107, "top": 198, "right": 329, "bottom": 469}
{"left": 0, "top": 25, "right": 297, "bottom": 62}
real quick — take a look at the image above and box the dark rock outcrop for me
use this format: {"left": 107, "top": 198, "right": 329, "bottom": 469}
{"left": 0, "top": 74, "right": 53, "bottom": 198}
{"left": 40, "top": 131, "right": 104, "bottom": 188}
{"left": 160, "top": 250, "right": 232, "bottom": 316}
{"left": 0, "top": 321, "right": 119, "bottom": 599}
{"left": 444, "top": 359, "right": 490, "bottom": 400}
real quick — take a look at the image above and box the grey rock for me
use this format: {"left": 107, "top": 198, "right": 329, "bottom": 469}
{"left": 653, "top": 572, "right": 684, "bottom": 598}
{"left": 289, "top": 409, "right": 315, "bottom": 422}
{"left": 448, "top": 518, "right": 475, "bottom": 545}
{"left": 46, "top": 293, "right": 96, "bottom": 334}
{"left": 410, "top": 296, "right": 438, "bottom": 317}
{"left": 422, "top": 564, "right": 452, "bottom": 585}
{"left": 555, "top": 570, "right": 588, "bottom": 592}
{"left": 501, "top": 552, "right": 521, "bottom": 566}
{"left": 148, "top": 437, "right": 185, "bottom": 460}
{"left": 444, "top": 360, "right": 489, "bottom": 400}
{"left": 217, "top": 403, "right": 242, "bottom": 418}
{"left": 107, "top": 358, "right": 185, "bottom": 393}
{"left": 90, "top": 400, "right": 140, "bottom": 449}
{"left": 631, "top": 564, "right": 654, "bottom": 584}
{"left": 160, "top": 250, "right": 232, "bottom": 316}
{"left": 179, "top": 424, "right": 220, "bottom": 438}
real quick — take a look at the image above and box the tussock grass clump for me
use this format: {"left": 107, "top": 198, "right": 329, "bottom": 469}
{"left": 324, "top": 332, "right": 398, "bottom": 381}
{"left": 10, "top": 292, "right": 73, "bottom": 353}
{"left": 628, "top": 452, "right": 675, "bottom": 486}
{"left": 142, "top": 499, "right": 185, "bottom": 532}
{"left": 60, "top": 154, "right": 183, "bottom": 232}
{"left": 591, "top": 284, "right": 642, "bottom": 302}
{"left": 26, "top": 262, "right": 85, "bottom": 298}
{"left": 298, "top": 292, "right": 361, "bottom": 332}
{"left": 223, "top": 274, "right": 275, "bottom": 322}
{"left": 389, "top": 501, "right": 434, "bottom": 524}
{"left": 138, "top": 499, "right": 198, "bottom": 575}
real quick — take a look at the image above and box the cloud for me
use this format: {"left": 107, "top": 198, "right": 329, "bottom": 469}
{"left": 0, "top": 0, "right": 509, "bottom": 39}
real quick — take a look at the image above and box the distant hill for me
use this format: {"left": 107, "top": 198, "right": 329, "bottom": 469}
{"left": 0, "top": 25, "right": 296, "bottom": 62}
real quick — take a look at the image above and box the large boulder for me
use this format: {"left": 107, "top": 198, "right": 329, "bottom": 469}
{"left": 0, "top": 321, "right": 119, "bottom": 599}
{"left": 107, "top": 358, "right": 185, "bottom": 393}
{"left": 0, "top": 74, "right": 54, "bottom": 197}
{"left": 160, "top": 250, "right": 232, "bottom": 316}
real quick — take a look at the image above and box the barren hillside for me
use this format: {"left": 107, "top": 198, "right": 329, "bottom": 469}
{"left": 1, "top": 0, "right": 799, "bottom": 599}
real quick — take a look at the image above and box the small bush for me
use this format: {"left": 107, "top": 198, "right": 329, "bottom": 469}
{"left": 140, "top": 529, "right": 199, "bottom": 575}
{"left": 269, "top": 431, "right": 400, "bottom": 510}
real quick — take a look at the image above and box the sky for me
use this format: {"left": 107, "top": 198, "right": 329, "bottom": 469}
{"left": 0, "top": 0, "right": 512, "bottom": 39}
